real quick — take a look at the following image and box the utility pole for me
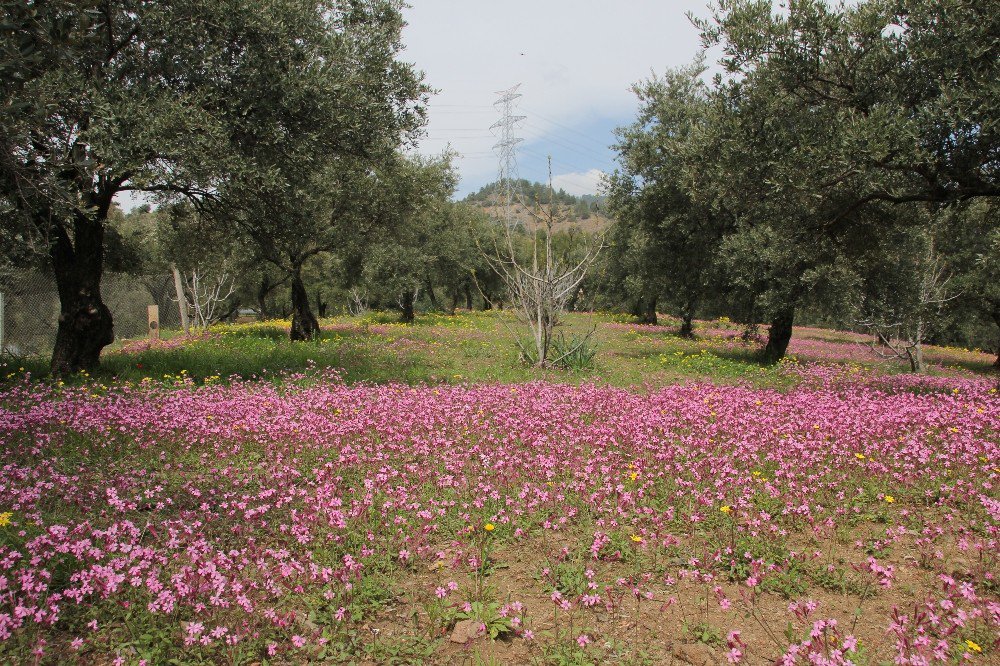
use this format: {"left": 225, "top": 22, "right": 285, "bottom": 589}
{"left": 491, "top": 84, "right": 525, "bottom": 229}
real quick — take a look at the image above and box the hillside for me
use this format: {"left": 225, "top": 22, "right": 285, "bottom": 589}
{"left": 463, "top": 179, "right": 612, "bottom": 233}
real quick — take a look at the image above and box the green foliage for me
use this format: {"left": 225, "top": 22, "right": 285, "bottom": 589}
{"left": 541, "top": 642, "right": 599, "bottom": 666}
{"left": 357, "top": 635, "right": 438, "bottom": 665}
{"left": 520, "top": 331, "right": 598, "bottom": 370}
{"left": 454, "top": 601, "right": 514, "bottom": 640}
{"left": 683, "top": 621, "right": 722, "bottom": 647}
{"left": 465, "top": 179, "right": 582, "bottom": 206}
{"left": 358, "top": 155, "right": 469, "bottom": 321}
{"left": 658, "top": 348, "right": 776, "bottom": 379}
{"left": 541, "top": 561, "right": 591, "bottom": 597}
{"left": 603, "top": 56, "right": 723, "bottom": 326}
{"left": 551, "top": 332, "right": 599, "bottom": 370}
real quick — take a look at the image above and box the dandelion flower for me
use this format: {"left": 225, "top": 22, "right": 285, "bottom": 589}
{"left": 484, "top": 523, "right": 495, "bottom": 532}
{"left": 884, "top": 495, "right": 895, "bottom": 504}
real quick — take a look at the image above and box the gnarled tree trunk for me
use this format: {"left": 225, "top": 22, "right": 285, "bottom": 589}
{"left": 289, "top": 264, "right": 319, "bottom": 341}
{"left": 49, "top": 211, "right": 114, "bottom": 375}
{"left": 424, "top": 276, "right": 438, "bottom": 309}
{"left": 400, "top": 289, "right": 415, "bottom": 323}
{"left": 679, "top": 297, "right": 696, "bottom": 337}
{"left": 993, "top": 309, "right": 1000, "bottom": 370}
{"left": 636, "top": 295, "right": 657, "bottom": 325}
{"left": 763, "top": 308, "right": 794, "bottom": 363}
{"left": 679, "top": 313, "right": 694, "bottom": 338}
{"left": 315, "top": 288, "right": 328, "bottom": 318}
{"left": 642, "top": 296, "right": 660, "bottom": 326}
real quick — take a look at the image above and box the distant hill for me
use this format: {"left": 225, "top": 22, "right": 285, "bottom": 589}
{"left": 463, "top": 180, "right": 611, "bottom": 233}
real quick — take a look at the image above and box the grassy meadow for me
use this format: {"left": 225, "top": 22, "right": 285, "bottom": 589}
{"left": 9, "top": 310, "right": 996, "bottom": 389}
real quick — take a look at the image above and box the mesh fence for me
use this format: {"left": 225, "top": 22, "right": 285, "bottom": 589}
{"left": 0, "top": 270, "right": 180, "bottom": 360}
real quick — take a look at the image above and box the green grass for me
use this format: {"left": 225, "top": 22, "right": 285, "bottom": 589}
{"left": 3, "top": 309, "right": 996, "bottom": 389}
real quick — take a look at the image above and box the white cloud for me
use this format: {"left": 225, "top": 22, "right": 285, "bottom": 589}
{"left": 401, "top": 1, "right": 717, "bottom": 194}
{"left": 551, "top": 169, "right": 606, "bottom": 197}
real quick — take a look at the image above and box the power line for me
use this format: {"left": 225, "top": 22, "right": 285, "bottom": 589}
{"left": 521, "top": 148, "right": 602, "bottom": 177}
{"left": 522, "top": 125, "right": 611, "bottom": 164}
{"left": 521, "top": 106, "right": 616, "bottom": 149}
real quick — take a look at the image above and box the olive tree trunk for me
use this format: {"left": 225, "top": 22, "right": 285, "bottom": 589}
{"left": 679, "top": 297, "right": 697, "bottom": 337}
{"left": 763, "top": 308, "right": 794, "bottom": 363}
{"left": 49, "top": 212, "right": 115, "bottom": 375}
{"left": 634, "top": 295, "right": 657, "bottom": 325}
{"left": 424, "top": 277, "right": 438, "bottom": 309}
{"left": 679, "top": 313, "right": 694, "bottom": 337}
{"left": 289, "top": 264, "right": 319, "bottom": 341}
{"left": 400, "top": 289, "right": 415, "bottom": 323}
{"left": 993, "top": 309, "right": 1000, "bottom": 370}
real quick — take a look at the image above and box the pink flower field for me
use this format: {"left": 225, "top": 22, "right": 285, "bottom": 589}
{"left": 1, "top": 365, "right": 998, "bottom": 664}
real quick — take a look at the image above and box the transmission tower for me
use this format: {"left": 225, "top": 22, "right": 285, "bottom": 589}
{"left": 491, "top": 84, "right": 525, "bottom": 228}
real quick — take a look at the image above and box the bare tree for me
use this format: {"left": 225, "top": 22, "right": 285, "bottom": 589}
{"left": 479, "top": 159, "right": 601, "bottom": 367}
{"left": 179, "top": 268, "right": 237, "bottom": 330}
{"left": 348, "top": 287, "right": 370, "bottom": 316}
{"left": 856, "top": 237, "right": 958, "bottom": 373}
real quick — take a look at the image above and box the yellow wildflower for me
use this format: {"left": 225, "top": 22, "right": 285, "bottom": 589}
{"left": 965, "top": 640, "right": 982, "bottom": 653}
{"left": 629, "top": 472, "right": 638, "bottom": 482}
{"left": 884, "top": 495, "right": 895, "bottom": 504}
{"left": 484, "top": 523, "right": 495, "bottom": 532}
{"left": 630, "top": 534, "right": 642, "bottom": 543}
{"left": 0, "top": 512, "right": 12, "bottom": 527}
{"left": 855, "top": 453, "right": 866, "bottom": 460}
{"left": 720, "top": 505, "right": 732, "bottom": 514}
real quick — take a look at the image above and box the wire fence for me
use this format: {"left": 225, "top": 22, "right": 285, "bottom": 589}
{"left": 0, "top": 271, "right": 181, "bottom": 360}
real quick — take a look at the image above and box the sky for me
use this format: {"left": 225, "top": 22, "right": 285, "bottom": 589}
{"left": 400, "top": 0, "right": 717, "bottom": 199}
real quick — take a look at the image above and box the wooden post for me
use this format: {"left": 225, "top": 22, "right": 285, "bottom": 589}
{"left": 171, "top": 264, "right": 190, "bottom": 335}
{"left": 147, "top": 305, "right": 160, "bottom": 340}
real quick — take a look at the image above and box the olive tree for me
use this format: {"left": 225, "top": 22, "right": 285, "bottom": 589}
{"left": 0, "top": 0, "right": 425, "bottom": 369}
